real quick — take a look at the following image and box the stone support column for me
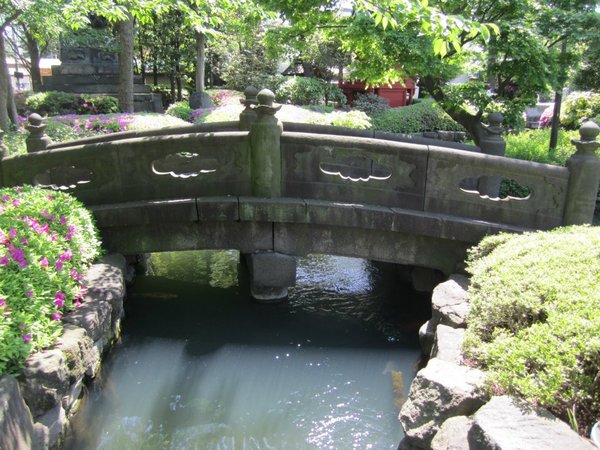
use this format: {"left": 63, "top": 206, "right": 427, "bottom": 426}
{"left": 245, "top": 252, "right": 297, "bottom": 302}
{"left": 25, "top": 114, "right": 52, "bottom": 153}
{"left": 249, "top": 89, "right": 283, "bottom": 197}
{"left": 239, "top": 86, "right": 258, "bottom": 131}
{"left": 477, "top": 112, "right": 505, "bottom": 198}
{"left": 563, "top": 121, "right": 600, "bottom": 225}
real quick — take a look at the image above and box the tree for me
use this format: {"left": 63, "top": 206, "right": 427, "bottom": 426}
{"left": 261, "top": 0, "right": 599, "bottom": 146}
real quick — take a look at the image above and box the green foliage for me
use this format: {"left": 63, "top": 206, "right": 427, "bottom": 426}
{"left": 0, "top": 186, "right": 102, "bottom": 375}
{"left": 504, "top": 128, "right": 579, "bottom": 166}
{"left": 442, "top": 82, "right": 534, "bottom": 131}
{"left": 352, "top": 92, "right": 390, "bottom": 116}
{"left": 561, "top": 91, "right": 600, "bottom": 130}
{"left": 463, "top": 226, "right": 600, "bottom": 434}
{"left": 309, "top": 110, "right": 372, "bottom": 129}
{"left": 276, "top": 77, "right": 326, "bottom": 105}
{"left": 165, "top": 101, "right": 193, "bottom": 122}
{"left": 322, "top": 83, "right": 347, "bottom": 107}
{"left": 372, "top": 101, "right": 465, "bottom": 134}
{"left": 25, "top": 92, "right": 119, "bottom": 116}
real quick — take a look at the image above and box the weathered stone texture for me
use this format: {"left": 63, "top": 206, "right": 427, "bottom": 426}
{"left": 431, "top": 416, "right": 473, "bottom": 450}
{"left": 469, "top": 396, "right": 596, "bottom": 450}
{"left": 400, "top": 358, "right": 488, "bottom": 449}
{"left": 20, "top": 350, "right": 69, "bottom": 418}
{"left": 0, "top": 376, "right": 39, "bottom": 450}
{"left": 431, "top": 274, "right": 471, "bottom": 328}
{"left": 418, "top": 320, "right": 436, "bottom": 356}
{"left": 431, "top": 325, "right": 466, "bottom": 364}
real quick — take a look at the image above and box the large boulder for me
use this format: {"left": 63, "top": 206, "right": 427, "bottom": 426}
{"left": 0, "top": 376, "right": 46, "bottom": 450}
{"left": 20, "top": 350, "right": 69, "bottom": 418}
{"left": 469, "top": 396, "right": 596, "bottom": 450}
{"left": 400, "top": 358, "right": 488, "bottom": 449}
{"left": 189, "top": 91, "right": 214, "bottom": 109}
{"left": 431, "top": 274, "right": 470, "bottom": 328}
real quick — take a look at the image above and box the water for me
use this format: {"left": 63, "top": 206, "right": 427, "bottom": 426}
{"left": 65, "top": 251, "right": 430, "bottom": 450}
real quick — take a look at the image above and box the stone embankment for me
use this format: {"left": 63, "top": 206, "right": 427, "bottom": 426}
{"left": 0, "top": 254, "right": 127, "bottom": 450}
{"left": 400, "top": 274, "right": 597, "bottom": 450}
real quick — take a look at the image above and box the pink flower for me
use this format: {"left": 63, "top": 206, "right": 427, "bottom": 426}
{"left": 9, "top": 228, "right": 17, "bottom": 239}
{"left": 41, "top": 210, "right": 49, "bottom": 217}
{"left": 0, "top": 231, "right": 7, "bottom": 245}
{"left": 46, "top": 195, "right": 54, "bottom": 201}
{"left": 59, "top": 249, "right": 73, "bottom": 261}
{"left": 54, "top": 292, "right": 65, "bottom": 308}
{"left": 1, "top": 195, "right": 10, "bottom": 202}
{"left": 27, "top": 290, "right": 34, "bottom": 298}
{"left": 0, "top": 298, "right": 5, "bottom": 307}
{"left": 51, "top": 312, "right": 62, "bottom": 321}
{"left": 20, "top": 238, "right": 28, "bottom": 246}
{"left": 0, "top": 255, "right": 8, "bottom": 266}
{"left": 55, "top": 260, "right": 63, "bottom": 271}
{"left": 60, "top": 216, "right": 67, "bottom": 225}
{"left": 40, "top": 257, "right": 48, "bottom": 268}
{"left": 70, "top": 268, "right": 80, "bottom": 280}
{"left": 12, "top": 199, "right": 21, "bottom": 207}
{"left": 22, "top": 334, "right": 32, "bottom": 343}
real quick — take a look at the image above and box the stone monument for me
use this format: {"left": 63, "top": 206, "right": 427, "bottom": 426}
{"left": 41, "top": 23, "right": 162, "bottom": 112}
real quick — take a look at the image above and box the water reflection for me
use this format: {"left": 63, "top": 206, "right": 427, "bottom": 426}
{"left": 66, "top": 251, "right": 429, "bottom": 450}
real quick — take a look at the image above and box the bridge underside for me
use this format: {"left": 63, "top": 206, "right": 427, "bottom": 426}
{"left": 92, "top": 196, "right": 528, "bottom": 277}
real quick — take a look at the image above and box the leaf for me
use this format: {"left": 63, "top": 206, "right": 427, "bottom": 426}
{"left": 382, "top": 15, "right": 389, "bottom": 30}
{"left": 480, "top": 24, "right": 491, "bottom": 42}
{"left": 488, "top": 23, "right": 500, "bottom": 36}
{"left": 433, "top": 37, "right": 444, "bottom": 55}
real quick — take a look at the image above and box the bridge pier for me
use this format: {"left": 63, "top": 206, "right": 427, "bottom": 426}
{"left": 244, "top": 252, "right": 297, "bottom": 303}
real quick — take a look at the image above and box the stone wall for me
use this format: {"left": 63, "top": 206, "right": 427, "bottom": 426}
{"left": 399, "top": 275, "right": 597, "bottom": 450}
{"left": 0, "top": 254, "right": 127, "bottom": 450}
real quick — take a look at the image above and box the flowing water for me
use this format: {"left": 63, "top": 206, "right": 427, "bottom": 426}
{"left": 65, "top": 251, "right": 430, "bottom": 450}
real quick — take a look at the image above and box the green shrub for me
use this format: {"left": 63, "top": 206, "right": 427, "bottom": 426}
{"left": 463, "top": 226, "right": 600, "bottom": 434}
{"left": 561, "top": 91, "right": 600, "bottom": 130}
{"left": 276, "top": 77, "right": 326, "bottom": 105}
{"left": 353, "top": 92, "right": 390, "bottom": 116}
{"left": 165, "top": 101, "right": 192, "bottom": 122}
{"left": 372, "top": 100, "right": 465, "bottom": 134}
{"left": 504, "top": 128, "right": 579, "bottom": 166}
{"left": 322, "top": 83, "right": 347, "bottom": 107}
{"left": 25, "top": 91, "right": 120, "bottom": 115}
{"left": 0, "top": 185, "right": 102, "bottom": 375}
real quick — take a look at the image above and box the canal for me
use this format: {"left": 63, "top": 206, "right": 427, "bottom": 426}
{"left": 65, "top": 251, "right": 430, "bottom": 449}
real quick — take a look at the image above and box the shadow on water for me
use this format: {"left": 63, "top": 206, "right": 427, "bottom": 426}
{"left": 65, "top": 251, "right": 431, "bottom": 450}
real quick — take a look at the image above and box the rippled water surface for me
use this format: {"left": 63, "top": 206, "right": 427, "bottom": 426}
{"left": 66, "top": 251, "right": 430, "bottom": 449}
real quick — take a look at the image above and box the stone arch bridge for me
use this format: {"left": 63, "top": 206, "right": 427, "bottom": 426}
{"left": 1, "top": 89, "right": 598, "bottom": 300}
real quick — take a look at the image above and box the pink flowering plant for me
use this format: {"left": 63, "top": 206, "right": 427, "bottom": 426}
{"left": 0, "top": 185, "right": 102, "bottom": 375}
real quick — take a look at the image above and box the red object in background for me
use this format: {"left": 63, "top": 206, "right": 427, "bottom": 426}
{"left": 338, "top": 79, "right": 416, "bottom": 107}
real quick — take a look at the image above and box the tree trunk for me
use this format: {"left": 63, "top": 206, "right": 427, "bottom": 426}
{"left": 153, "top": 60, "right": 158, "bottom": 86}
{"left": 138, "top": 41, "right": 145, "bottom": 84}
{"left": 422, "top": 75, "right": 483, "bottom": 145}
{"left": 0, "top": 30, "right": 17, "bottom": 131}
{"left": 176, "top": 65, "right": 182, "bottom": 101}
{"left": 549, "top": 40, "right": 568, "bottom": 151}
{"left": 195, "top": 31, "right": 206, "bottom": 93}
{"left": 116, "top": 17, "right": 135, "bottom": 113}
{"left": 169, "top": 75, "right": 175, "bottom": 103}
{"left": 24, "top": 29, "right": 42, "bottom": 91}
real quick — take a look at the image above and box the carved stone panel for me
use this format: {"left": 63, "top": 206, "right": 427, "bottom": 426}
{"left": 33, "top": 166, "right": 94, "bottom": 191}
{"left": 152, "top": 152, "right": 218, "bottom": 179}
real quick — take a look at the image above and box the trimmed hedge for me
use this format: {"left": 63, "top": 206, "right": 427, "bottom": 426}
{"left": 372, "top": 100, "right": 465, "bottom": 134}
{"left": 25, "top": 91, "right": 119, "bottom": 116}
{"left": 463, "top": 226, "right": 600, "bottom": 435}
{"left": 0, "top": 186, "right": 102, "bottom": 375}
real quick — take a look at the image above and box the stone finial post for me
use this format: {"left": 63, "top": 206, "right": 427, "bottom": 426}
{"left": 239, "top": 85, "right": 259, "bottom": 131}
{"left": 25, "top": 114, "right": 52, "bottom": 153}
{"left": 563, "top": 120, "right": 600, "bottom": 225}
{"left": 249, "top": 88, "right": 283, "bottom": 197}
{"left": 478, "top": 112, "right": 506, "bottom": 198}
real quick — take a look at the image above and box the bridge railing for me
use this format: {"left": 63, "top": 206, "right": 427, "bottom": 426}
{"left": 0, "top": 89, "right": 598, "bottom": 232}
